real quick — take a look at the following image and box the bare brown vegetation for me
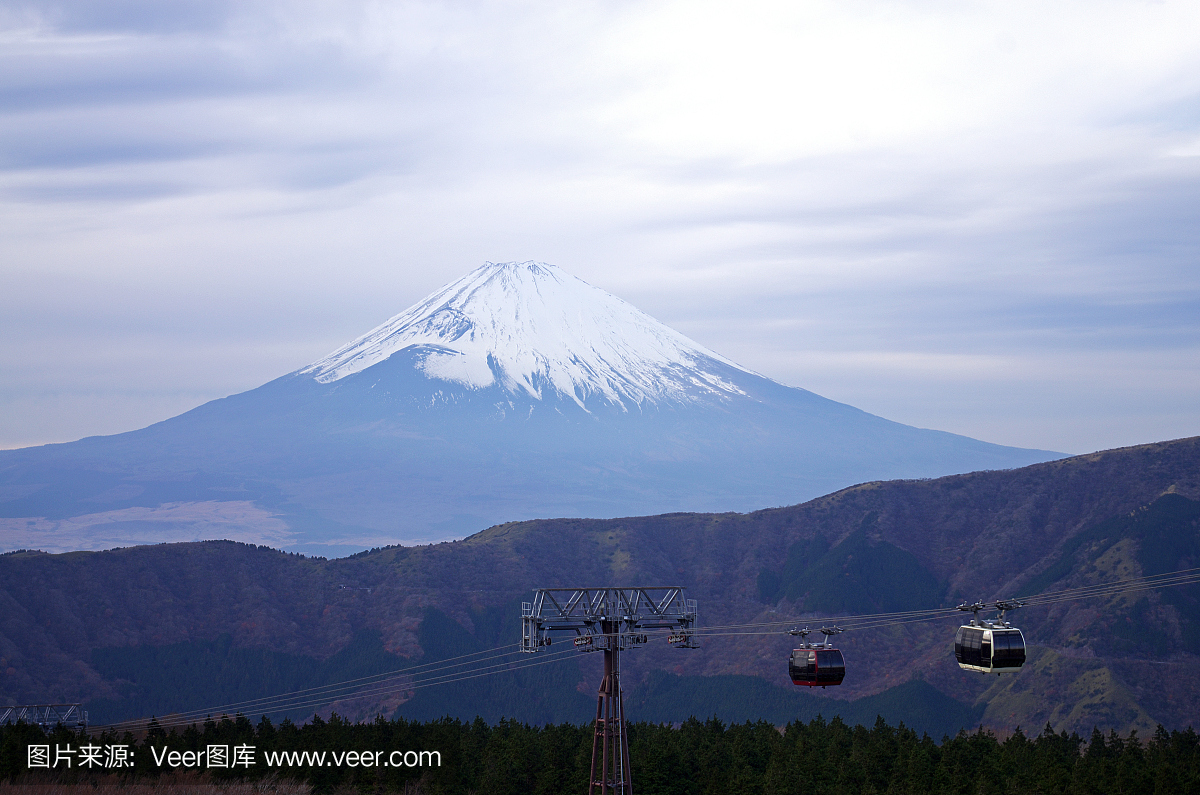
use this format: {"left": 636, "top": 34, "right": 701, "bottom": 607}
{"left": 1, "top": 437, "right": 1198, "bottom": 736}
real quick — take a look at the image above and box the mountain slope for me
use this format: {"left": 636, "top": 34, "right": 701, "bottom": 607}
{"left": 1, "top": 437, "right": 1197, "bottom": 736}
{"left": 0, "top": 261, "right": 1060, "bottom": 555}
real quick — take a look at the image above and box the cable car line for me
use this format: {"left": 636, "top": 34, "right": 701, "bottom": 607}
{"left": 1019, "top": 568, "right": 1200, "bottom": 607}
{"left": 137, "top": 651, "right": 581, "bottom": 732}
{"left": 95, "top": 643, "right": 531, "bottom": 731}
{"left": 110, "top": 653, "right": 580, "bottom": 734}
{"left": 533, "top": 566, "right": 1200, "bottom": 642}
{"left": 677, "top": 567, "right": 1200, "bottom": 683}
{"left": 947, "top": 568, "right": 1200, "bottom": 676}
{"left": 93, "top": 648, "right": 582, "bottom": 733}
{"left": 1026, "top": 565, "right": 1200, "bottom": 595}
{"left": 686, "top": 567, "right": 1200, "bottom": 637}
{"left": 100, "top": 647, "right": 573, "bottom": 731}
{"left": 91, "top": 565, "right": 1200, "bottom": 732}
{"left": 94, "top": 646, "right": 560, "bottom": 732}
{"left": 683, "top": 569, "right": 1200, "bottom": 641}
{"left": 693, "top": 605, "right": 959, "bottom": 633}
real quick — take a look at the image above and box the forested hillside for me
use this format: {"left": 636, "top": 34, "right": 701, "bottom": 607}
{"left": 1, "top": 437, "right": 1198, "bottom": 736}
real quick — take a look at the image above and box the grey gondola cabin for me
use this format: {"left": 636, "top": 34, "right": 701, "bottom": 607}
{"left": 954, "top": 626, "right": 1026, "bottom": 674}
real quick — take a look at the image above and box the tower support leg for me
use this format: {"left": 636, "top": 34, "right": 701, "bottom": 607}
{"left": 589, "top": 621, "right": 631, "bottom": 794}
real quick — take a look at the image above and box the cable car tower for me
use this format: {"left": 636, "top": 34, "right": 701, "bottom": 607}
{"left": 522, "top": 586, "right": 697, "bottom": 795}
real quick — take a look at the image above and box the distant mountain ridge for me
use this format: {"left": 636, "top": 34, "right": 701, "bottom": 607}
{"left": 1, "top": 437, "right": 1197, "bottom": 736}
{"left": 0, "top": 261, "right": 1061, "bottom": 555}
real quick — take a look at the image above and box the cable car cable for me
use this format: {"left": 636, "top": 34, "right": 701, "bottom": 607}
{"left": 94, "top": 648, "right": 581, "bottom": 733}
{"left": 95, "top": 646, "right": 556, "bottom": 732}
{"left": 687, "top": 571, "right": 1200, "bottom": 639}
{"left": 139, "top": 651, "right": 580, "bottom": 732}
{"left": 687, "top": 567, "right": 1200, "bottom": 637}
{"left": 104, "top": 647, "right": 573, "bottom": 730}
{"left": 97, "top": 643, "right": 530, "bottom": 730}
{"left": 94, "top": 565, "right": 1200, "bottom": 732}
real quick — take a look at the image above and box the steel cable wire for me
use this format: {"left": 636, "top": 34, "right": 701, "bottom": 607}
{"left": 672, "top": 568, "right": 1200, "bottom": 639}
{"left": 95, "top": 648, "right": 581, "bottom": 733}
{"left": 113, "top": 653, "right": 580, "bottom": 733}
{"left": 97, "top": 643, "right": 529, "bottom": 731}
{"left": 695, "top": 604, "right": 963, "bottom": 632}
{"left": 1018, "top": 568, "right": 1200, "bottom": 605}
{"left": 92, "top": 566, "right": 1200, "bottom": 733}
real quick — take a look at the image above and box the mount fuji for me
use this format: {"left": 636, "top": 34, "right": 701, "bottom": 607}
{"left": 0, "top": 261, "right": 1061, "bottom": 556}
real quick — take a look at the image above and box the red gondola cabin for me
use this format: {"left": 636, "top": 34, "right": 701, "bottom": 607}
{"left": 789, "top": 647, "right": 846, "bottom": 687}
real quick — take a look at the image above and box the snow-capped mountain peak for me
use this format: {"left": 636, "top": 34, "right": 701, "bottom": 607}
{"left": 301, "top": 261, "right": 756, "bottom": 409}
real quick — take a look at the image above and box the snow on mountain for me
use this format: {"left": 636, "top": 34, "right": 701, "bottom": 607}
{"left": 301, "top": 261, "right": 754, "bottom": 410}
{"left": 0, "top": 259, "right": 1067, "bottom": 555}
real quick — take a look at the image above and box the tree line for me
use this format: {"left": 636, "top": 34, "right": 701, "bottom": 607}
{"left": 2, "top": 713, "right": 1199, "bottom": 794}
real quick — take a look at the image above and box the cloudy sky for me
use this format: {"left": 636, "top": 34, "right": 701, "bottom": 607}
{"left": 2, "top": 0, "right": 1198, "bottom": 456}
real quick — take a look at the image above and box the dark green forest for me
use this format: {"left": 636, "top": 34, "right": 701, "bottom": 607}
{"left": 3, "top": 713, "right": 1199, "bottom": 794}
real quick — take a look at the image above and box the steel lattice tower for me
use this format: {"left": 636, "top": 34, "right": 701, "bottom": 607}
{"left": 522, "top": 587, "right": 697, "bottom": 795}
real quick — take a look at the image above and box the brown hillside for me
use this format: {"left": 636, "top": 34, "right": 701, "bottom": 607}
{"left": 1, "top": 436, "right": 1198, "bottom": 734}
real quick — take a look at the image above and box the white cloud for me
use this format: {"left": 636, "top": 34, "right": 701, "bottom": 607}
{"left": 0, "top": 0, "right": 1198, "bottom": 454}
